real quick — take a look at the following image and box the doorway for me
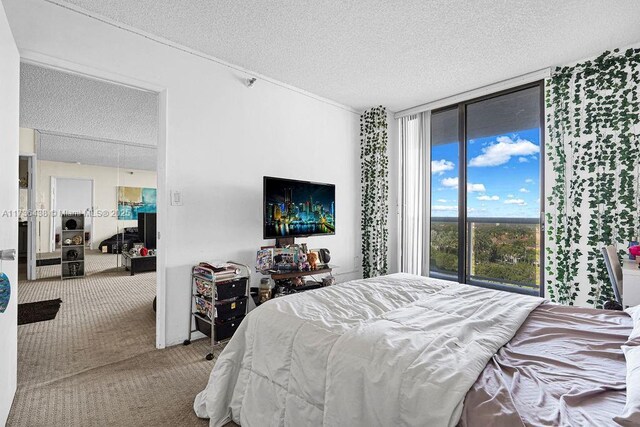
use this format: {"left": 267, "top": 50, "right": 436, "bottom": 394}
{"left": 14, "top": 61, "right": 165, "bottom": 407}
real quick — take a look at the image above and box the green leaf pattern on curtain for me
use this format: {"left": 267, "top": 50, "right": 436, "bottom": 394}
{"left": 546, "top": 48, "right": 640, "bottom": 307}
{"left": 360, "top": 106, "right": 389, "bottom": 278}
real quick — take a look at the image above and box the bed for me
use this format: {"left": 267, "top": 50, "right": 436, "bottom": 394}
{"left": 98, "top": 228, "right": 142, "bottom": 254}
{"left": 194, "top": 273, "right": 640, "bottom": 426}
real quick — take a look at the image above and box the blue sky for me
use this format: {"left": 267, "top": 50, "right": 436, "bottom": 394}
{"left": 431, "top": 127, "right": 540, "bottom": 218}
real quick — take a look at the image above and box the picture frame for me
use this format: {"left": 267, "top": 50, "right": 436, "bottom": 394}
{"left": 273, "top": 247, "right": 298, "bottom": 267}
{"left": 256, "top": 248, "right": 274, "bottom": 271}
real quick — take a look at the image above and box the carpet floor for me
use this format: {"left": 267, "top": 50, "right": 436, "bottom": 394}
{"left": 8, "top": 251, "right": 223, "bottom": 426}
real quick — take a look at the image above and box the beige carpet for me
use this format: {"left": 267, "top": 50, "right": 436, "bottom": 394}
{"left": 35, "top": 249, "right": 125, "bottom": 279}
{"left": 8, "top": 251, "right": 224, "bottom": 426}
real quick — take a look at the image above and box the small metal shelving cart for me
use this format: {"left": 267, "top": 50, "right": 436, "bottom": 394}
{"left": 184, "top": 261, "right": 251, "bottom": 360}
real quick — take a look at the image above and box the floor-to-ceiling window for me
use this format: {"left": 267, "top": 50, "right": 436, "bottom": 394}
{"left": 430, "top": 82, "right": 543, "bottom": 295}
{"left": 430, "top": 107, "right": 460, "bottom": 279}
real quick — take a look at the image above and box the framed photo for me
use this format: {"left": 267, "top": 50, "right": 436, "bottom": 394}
{"left": 273, "top": 247, "right": 298, "bottom": 267}
{"left": 256, "top": 248, "right": 274, "bottom": 271}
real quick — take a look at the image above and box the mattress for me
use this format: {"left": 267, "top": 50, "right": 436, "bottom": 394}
{"left": 460, "top": 303, "right": 633, "bottom": 426}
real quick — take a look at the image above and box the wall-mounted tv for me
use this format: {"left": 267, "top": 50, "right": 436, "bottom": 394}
{"left": 263, "top": 176, "right": 335, "bottom": 239}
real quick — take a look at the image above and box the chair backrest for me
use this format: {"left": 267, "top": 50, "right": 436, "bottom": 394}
{"left": 601, "top": 245, "right": 623, "bottom": 304}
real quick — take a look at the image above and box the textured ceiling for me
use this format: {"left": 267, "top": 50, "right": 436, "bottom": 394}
{"left": 21, "top": 62, "right": 158, "bottom": 145}
{"left": 46, "top": 0, "right": 640, "bottom": 111}
{"left": 21, "top": 62, "right": 158, "bottom": 170}
{"left": 38, "top": 132, "right": 157, "bottom": 171}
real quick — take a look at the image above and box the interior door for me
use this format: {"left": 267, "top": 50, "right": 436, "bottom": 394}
{"left": 0, "top": 3, "right": 20, "bottom": 424}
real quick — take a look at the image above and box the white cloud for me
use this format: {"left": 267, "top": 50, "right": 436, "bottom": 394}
{"left": 441, "top": 177, "right": 485, "bottom": 192}
{"left": 469, "top": 136, "right": 540, "bottom": 167}
{"left": 437, "top": 199, "right": 448, "bottom": 203}
{"left": 477, "top": 195, "right": 499, "bottom": 201}
{"left": 525, "top": 178, "right": 534, "bottom": 184}
{"left": 507, "top": 194, "right": 514, "bottom": 198}
{"left": 432, "top": 205, "right": 458, "bottom": 212}
{"left": 518, "top": 157, "right": 529, "bottom": 163}
{"left": 441, "top": 177, "right": 458, "bottom": 188}
{"left": 431, "top": 159, "right": 455, "bottom": 175}
{"left": 504, "top": 199, "right": 527, "bottom": 206}
{"left": 519, "top": 188, "right": 530, "bottom": 193}
{"left": 468, "top": 183, "right": 486, "bottom": 192}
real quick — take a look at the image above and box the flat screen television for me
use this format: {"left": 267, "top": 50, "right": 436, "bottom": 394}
{"left": 263, "top": 176, "right": 335, "bottom": 239}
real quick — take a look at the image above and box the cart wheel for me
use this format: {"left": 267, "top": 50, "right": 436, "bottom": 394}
{"left": 205, "top": 353, "right": 214, "bottom": 361}
{"left": 183, "top": 339, "right": 191, "bottom": 346}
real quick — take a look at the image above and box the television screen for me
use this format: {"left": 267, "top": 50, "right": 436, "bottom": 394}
{"left": 264, "top": 176, "right": 335, "bottom": 238}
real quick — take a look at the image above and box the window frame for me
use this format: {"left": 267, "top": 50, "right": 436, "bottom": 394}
{"left": 429, "top": 80, "right": 546, "bottom": 297}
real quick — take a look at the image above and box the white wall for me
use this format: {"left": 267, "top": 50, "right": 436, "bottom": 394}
{"left": 4, "top": 0, "right": 361, "bottom": 347}
{"left": 19, "top": 127, "right": 34, "bottom": 153}
{"left": 0, "top": 2, "right": 19, "bottom": 424}
{"left": 37, "top": 160, "right": 157, "bottom": 253}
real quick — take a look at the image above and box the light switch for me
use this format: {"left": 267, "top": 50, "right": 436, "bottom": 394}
{"left": 171, "top": 190, "right": 183, "bottom": 206}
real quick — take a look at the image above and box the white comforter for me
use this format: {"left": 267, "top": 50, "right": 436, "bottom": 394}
{"left": 194, "top": 273, "right": 543, "bottom": 427}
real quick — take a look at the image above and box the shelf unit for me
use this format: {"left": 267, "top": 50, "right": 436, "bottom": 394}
{"left": 253, "top": 266, "right": 334, "bottom": 304}
{"left": 185, "top": 261, "right": 250, "bottom": 360}
{"left": 61, "top": 213, "right": 86, "bottom": 279}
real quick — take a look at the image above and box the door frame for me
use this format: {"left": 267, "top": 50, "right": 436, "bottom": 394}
{"left": 18, "top": 153, "right": 37, "bottom": 280}
{"left": 19, "top": 50, "right": 169, "bottom": 348}
{"left": 430, "top": 80, "right": 546, "bottom": 297}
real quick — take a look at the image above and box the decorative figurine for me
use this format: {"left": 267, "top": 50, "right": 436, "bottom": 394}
{"left": 298, "top": 250, "right": 310, "bottom": 271}
{"left": 307, "top": 252, "right": 319, "bottom": 270}
{"left": 68, "top": 262, "right": 81, "bottom": 276}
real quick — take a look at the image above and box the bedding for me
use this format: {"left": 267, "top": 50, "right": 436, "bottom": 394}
{"left": 194, "top": 273, "right": 543, "bottom": 426}
{"left": 460, "top": 303, "right": 633, "bottom": 426}
{"left": 616, "top": 305, "right": 640, "bottom": 426}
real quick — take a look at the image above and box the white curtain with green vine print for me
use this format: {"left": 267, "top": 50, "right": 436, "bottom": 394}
{"left": 546, "top": 47, "right": 640, "bottom": 308}
{"left": 360, "top": 106, "right": 389, "bottom": 278}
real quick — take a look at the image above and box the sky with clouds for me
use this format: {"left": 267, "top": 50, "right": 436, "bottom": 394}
{"left": 431, "top": 127, "right": 540, "bottom": 218}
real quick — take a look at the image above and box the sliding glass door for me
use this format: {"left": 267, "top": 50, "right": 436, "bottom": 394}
{"left": 430, "top": 83, "right": 544, "bottom": 295}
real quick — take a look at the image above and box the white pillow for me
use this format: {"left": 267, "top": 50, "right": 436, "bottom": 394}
{"left": 616, "top": 307, "right": 640, "bottom": 425}
{"left": 626, "top": 306, "right": 640, "bottom": 341}
{"left": 627, "top": 305, "right": 640, "bottom": 321}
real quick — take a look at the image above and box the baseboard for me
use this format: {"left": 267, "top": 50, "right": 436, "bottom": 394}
{"left": 36, "top": 258, "right": 60, "bottom": 267}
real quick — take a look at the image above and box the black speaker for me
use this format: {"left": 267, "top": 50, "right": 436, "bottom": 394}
{"left": 138, "top": 213, "right": 157, "bottom": 250}
{"left": 318, "top": 248, "right": 331, "bottom": 264}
